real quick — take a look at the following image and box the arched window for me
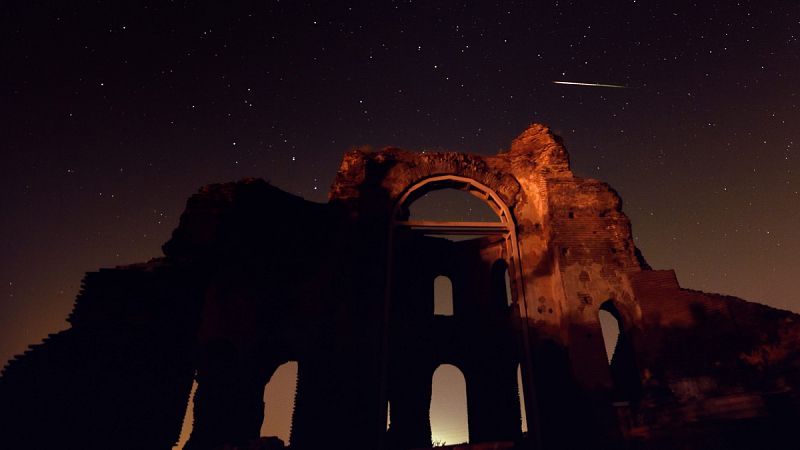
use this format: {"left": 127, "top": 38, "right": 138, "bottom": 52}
{"left": 261, "top": 361, "right": 298, "bottom": 443}
{"left": 599, "top": 301, "right": 642, "bottom": 402}
{"left": 430, "top": 364, "right": 469, "bottom": 445}
{"left": 408, "top": 188, "right": 499, "bottom": 222}
{"left": 433, "top": 275, "right": 454, "bottom": 316}
{"left": 598, "top": 309, "right": 620, "bottom": 364}
{"left": 403, "top": 186, "right": 505, "bottom": 242}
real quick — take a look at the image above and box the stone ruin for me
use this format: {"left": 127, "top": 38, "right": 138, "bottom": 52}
{"left": 2, "top": 124, "right": 799, "bottom": 450}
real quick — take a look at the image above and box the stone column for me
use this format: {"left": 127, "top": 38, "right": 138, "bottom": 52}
{"left": 185, "top": 342, "right": 267, "bottom": 450}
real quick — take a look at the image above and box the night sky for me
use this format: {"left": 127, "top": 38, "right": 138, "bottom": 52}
{"left": 2, "top": 0, "right": 799, "bottom": 445}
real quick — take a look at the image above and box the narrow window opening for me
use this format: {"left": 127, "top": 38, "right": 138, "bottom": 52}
{"left": 517, "top": 364, "right": 528, "bottom": 435}
{"left": 491, "top": 260, "right": 513, "bottom": 309}
{"left": 434, "top": 275, "right": 454, "bottom": 316}
{"left": 261, "top": 361, "right": 298, "bottom": 444}
{"left": 172, "top": 376, "right": 198, "bottom": 449}
{"left": 504, "top": 269, "right": 512, "bottom": 307}
{"left": 599, "top": 301, "right": 642, "bottom": 402}
{"left": 430, "top": 364, "right": 469, "bottom": 445}
{"left": 599, "top": 310, "right": 620, "bottom": 364}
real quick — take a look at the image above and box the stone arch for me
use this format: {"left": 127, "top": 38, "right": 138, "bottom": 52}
{"left": 392, "top": 175, "right": 516, "bottom": 225}
{"left": 388, "top": 174, "right": 527, "bottom": 318}
{"left": 430, "top": 364, "right": 469, "bottom": 445}
{"left": 599, "top": 300, "right": 642, "bottom": 402}
{"left": 368, "top": 151, "right": 525, "bottom": 209}
{"left": 388, "top": 175, "right": 527, "bottom": 324}
{"left": 597, "top": 298, "right": 640, "bottom": 349}
{"left": 383, "top": 173, "right": 538, "bottom": 448}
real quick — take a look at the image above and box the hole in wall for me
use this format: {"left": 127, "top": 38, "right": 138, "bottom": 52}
{"left": 261, "top": 361, "right": 298, "bottom": 443}
{"left": 430, "top": 364, "right": 469, "bottom": 445}
{"left": 172, "top": 377, "right": 198, "bottom": 449}
{"left": 599, "top": 301, "right": 642, "bottom": 402}
{"left": 406, "top": 188, "right": 503, "bottom": 242}
{"left": 504, "top": 270, "right": 512, "bottom": 307}
{"left": 491, "top": 260, "right": 513, "bottom": 309}
{"left": 409, "top": 189, "right": 499, "bottom": 222}
{"left": 386, "top": 401, "right": 391, "bottom": 431}
{"left": 434, "top": 275, "right": 454, "bottom": 316}
{"left": 599, "top": 310, "right": 620, "bottom": 364}
{"left": 517, "top": 364, "right": 528, "bottom": 435}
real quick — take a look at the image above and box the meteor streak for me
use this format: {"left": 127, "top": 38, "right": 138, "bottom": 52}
{"left": 553, "top": 80, "right": 628, "bottom": 88}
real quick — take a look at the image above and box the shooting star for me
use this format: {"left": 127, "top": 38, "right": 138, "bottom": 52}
{"left": 553, "top": 80, "right": 628, "bottom": 89}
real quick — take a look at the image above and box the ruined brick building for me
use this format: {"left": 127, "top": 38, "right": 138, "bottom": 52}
{"left": 2, "top": 124, "right": 799, "bottom": 450}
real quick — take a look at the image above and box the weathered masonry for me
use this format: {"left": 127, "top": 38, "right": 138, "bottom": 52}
{"left": 2, "top": 124, "right": 799, "bottom": 450}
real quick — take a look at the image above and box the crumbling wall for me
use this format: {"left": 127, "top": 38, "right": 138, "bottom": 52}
{"left": 626, "top": 269, "right": 800, "bottom": 448}
{"left": 165, "top": 179, "right": 387, "bottom": 450}
{"left": 0, "top": 262, "right": 205, "bottom": 449}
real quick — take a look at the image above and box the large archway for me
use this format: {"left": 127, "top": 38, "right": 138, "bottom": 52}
{"left": 393, "top": 175, "right": 515, "bottom": 225}
{"left": 381, "top": 175, "right": 536, "bottom": 449}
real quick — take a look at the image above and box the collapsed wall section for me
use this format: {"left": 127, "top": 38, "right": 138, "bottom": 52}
{"left": 0, "top": 262, "right": 205, "bottom": 449}
{"left": 628, "top": 269, "right": 800, "bottom": 447}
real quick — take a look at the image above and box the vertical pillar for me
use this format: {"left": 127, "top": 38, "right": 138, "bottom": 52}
{"left": 185, "top": 342, "right": 267, "bottom": 450}
{"left": 387, "top": 364, "right": 433, "bottom": 450}
{"left": 466, "top": 360, "right": 522, "bottom": 443}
